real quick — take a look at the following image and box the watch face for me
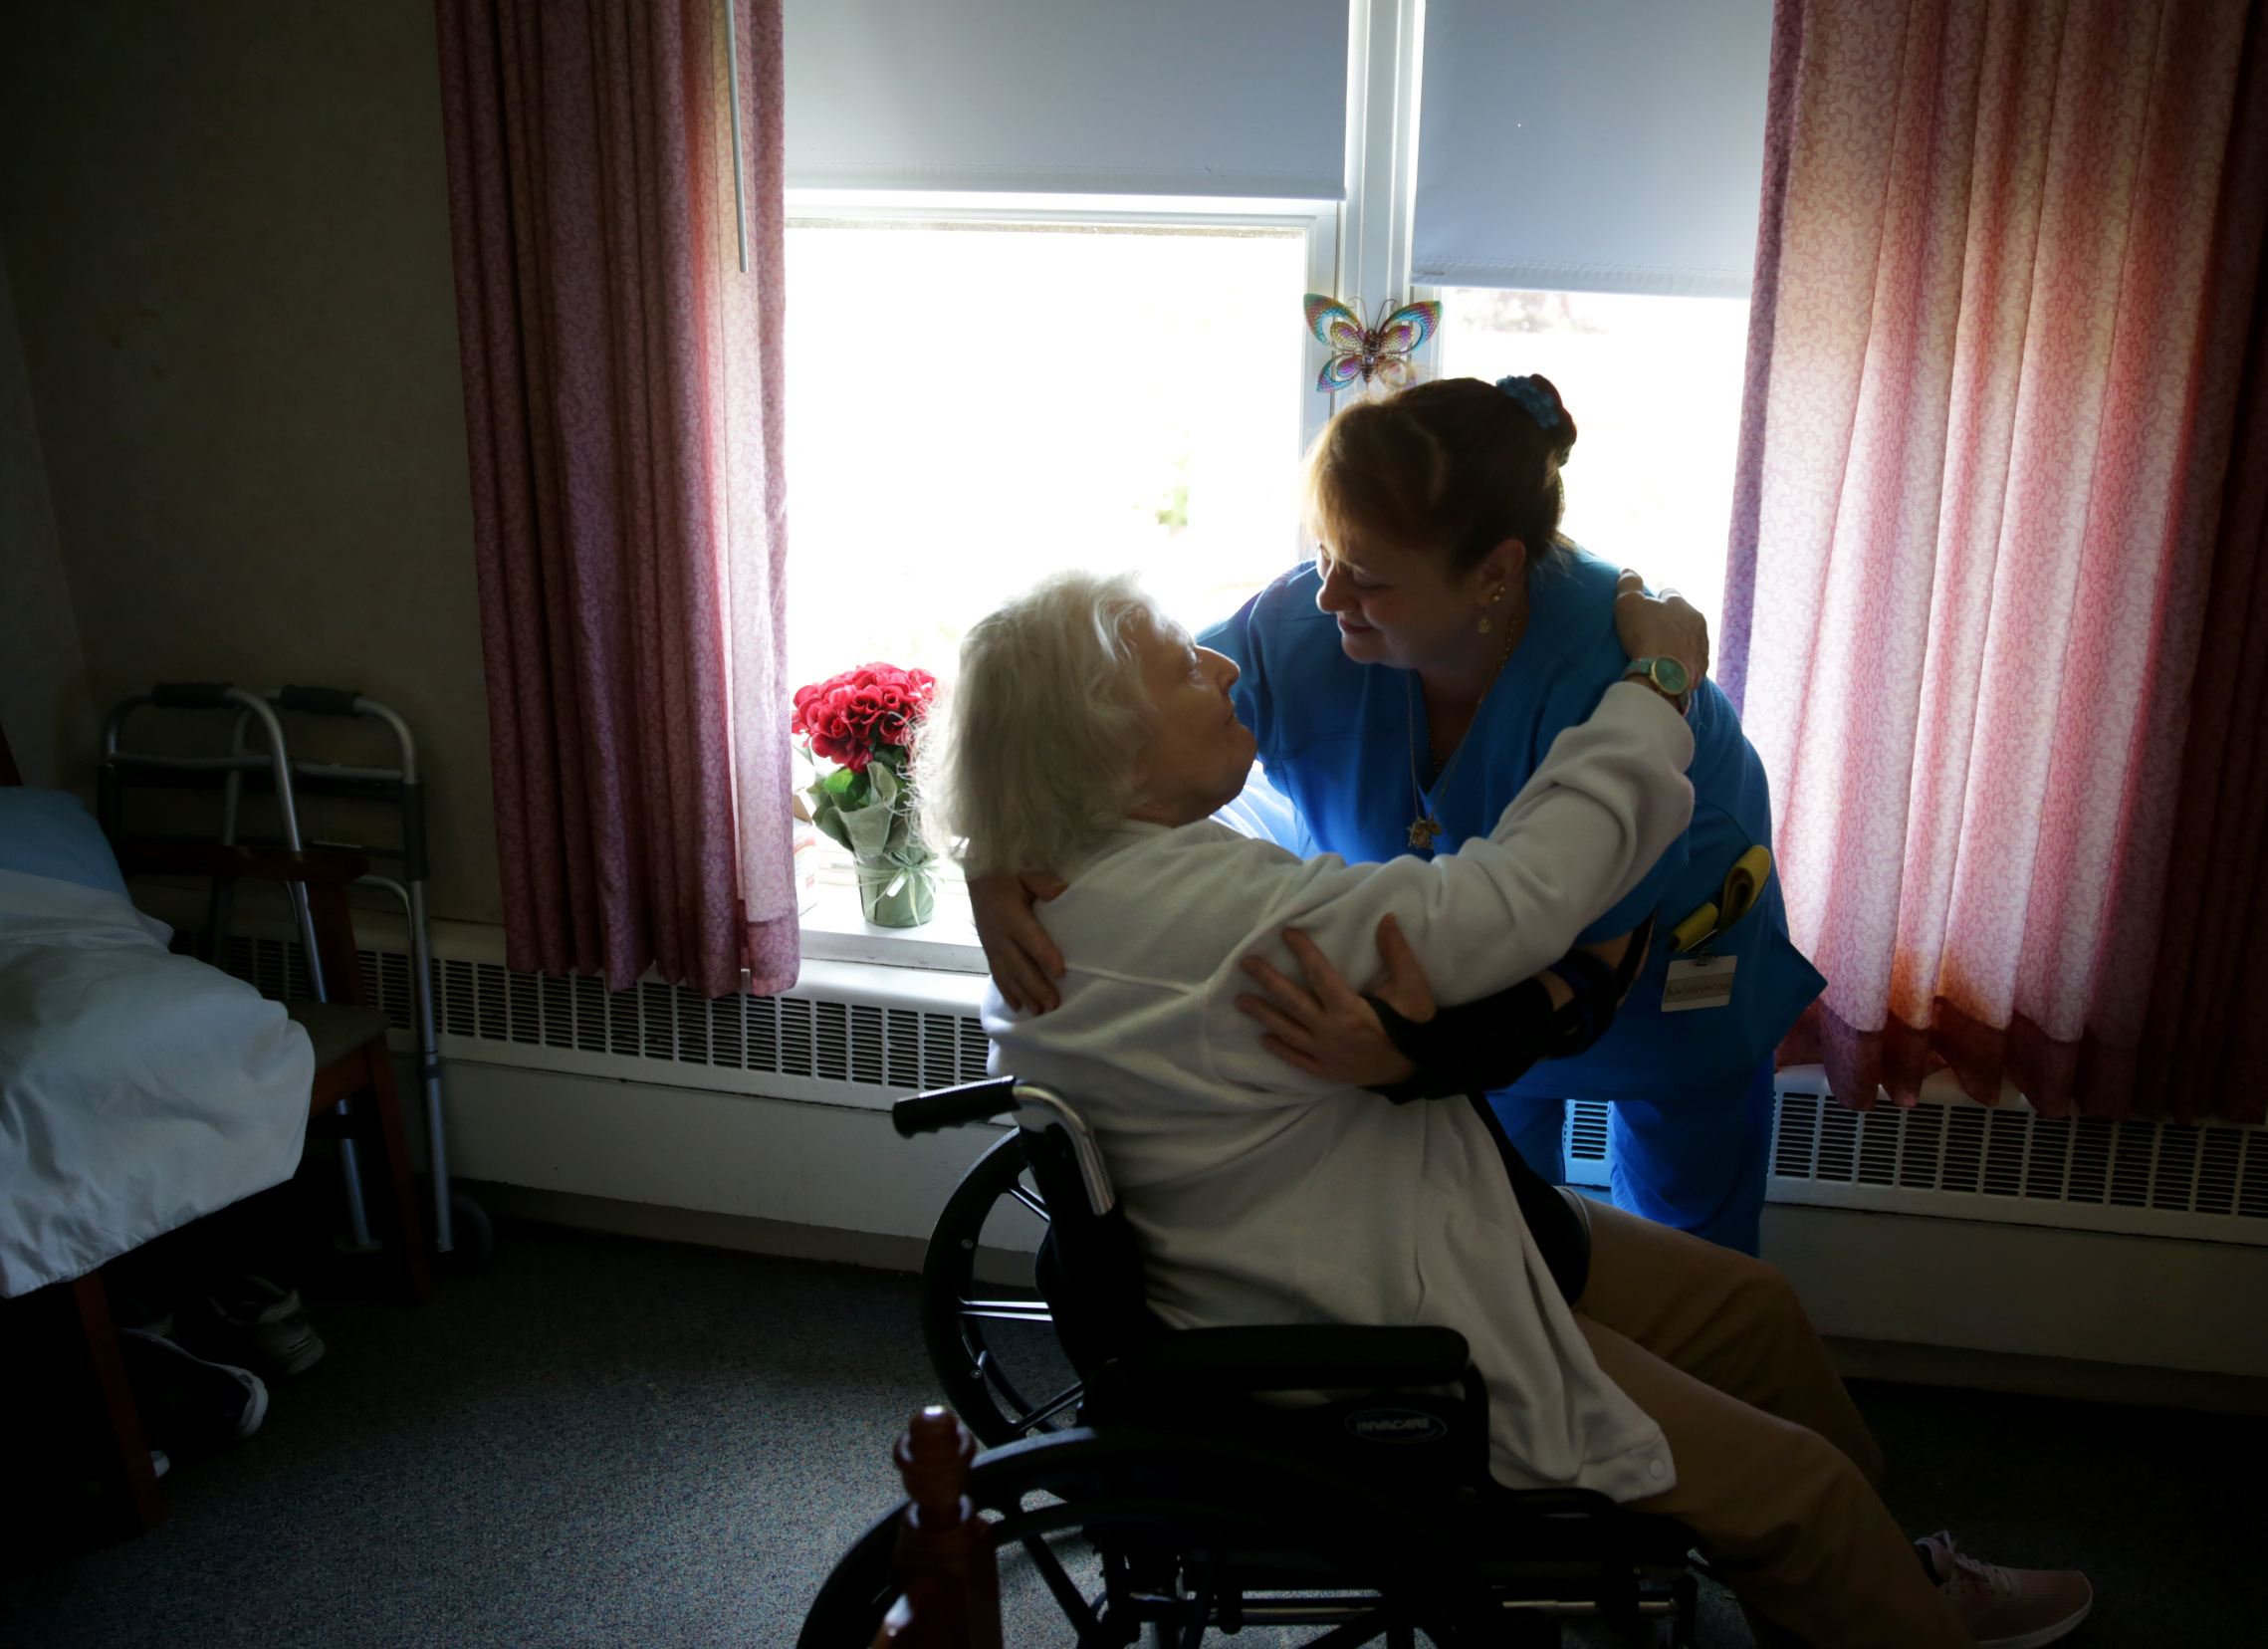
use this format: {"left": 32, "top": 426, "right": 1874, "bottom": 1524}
{"left": 1653, "top": 657, "right": 1692, "bottom": 695}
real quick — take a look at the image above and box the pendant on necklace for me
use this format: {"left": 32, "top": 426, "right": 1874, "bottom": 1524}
{"left": 1408, "top": 814, "right": 1444, "bottom": 850}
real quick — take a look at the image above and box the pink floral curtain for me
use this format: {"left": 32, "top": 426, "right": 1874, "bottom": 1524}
{"left": 435, "top": 0, "right": 797, "bottom": 997}
{"left": 1720, "top": 0, "right": 2266, "bottom": 1119}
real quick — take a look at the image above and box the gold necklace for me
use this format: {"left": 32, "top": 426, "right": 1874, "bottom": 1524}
{"left": 1405, "top": 612, "right": 1524, "bottom": 851}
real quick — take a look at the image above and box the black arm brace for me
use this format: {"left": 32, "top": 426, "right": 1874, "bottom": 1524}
{"left": 1364, "top": 914, "right": 1657, "bottom": 1103}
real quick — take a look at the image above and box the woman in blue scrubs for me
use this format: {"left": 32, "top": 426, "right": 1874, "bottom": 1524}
{"left": 978, "top": 374, "right": 1821, "bottom": 1255}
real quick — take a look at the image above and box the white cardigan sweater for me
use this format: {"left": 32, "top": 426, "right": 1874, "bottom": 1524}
{"left": 985, "top": 682, "right": 1698, "bottom": 1502}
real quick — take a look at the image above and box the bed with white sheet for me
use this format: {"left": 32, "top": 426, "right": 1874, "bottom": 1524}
{"left": 0, "top": 862, "right": 314, "bottom": 1297}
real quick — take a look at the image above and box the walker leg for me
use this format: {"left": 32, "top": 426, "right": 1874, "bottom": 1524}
{"left": 422, "top": 1063, "right": 453, "bottom": 1252}
{"left": 206, "top": 765, "right": 242, "bottom": 963}
{"left": 335, "top": 1134, "right": 378, "bottom": 1254}
{"left": 407, "top": 881, "right": 453, "bottom": 1253}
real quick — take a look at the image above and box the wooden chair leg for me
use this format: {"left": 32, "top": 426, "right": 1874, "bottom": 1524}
{"left": 354, "top": 1037, "right": 434, "bottom": 1304}
{"left": 0, "top": 1271, "right": 163, "bottom": 1551}
{"left": 71, "top": 1272, "right": 164, "bottom": 1535}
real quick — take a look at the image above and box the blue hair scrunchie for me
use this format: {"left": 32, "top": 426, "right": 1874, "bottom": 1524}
{"left": 1494, "top": 373, "right": 1565, "bottom": 437}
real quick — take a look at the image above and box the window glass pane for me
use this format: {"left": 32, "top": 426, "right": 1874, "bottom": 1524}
{"left": 785, "top": 220, "right": 1309, "bottom": 690}
{"left": 1436, "top": 289, "right": 1752, "bottom": 624}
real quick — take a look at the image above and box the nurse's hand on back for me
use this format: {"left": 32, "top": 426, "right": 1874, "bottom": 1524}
{"left": 969, "top": 868, "right": 1069, "bottom": 1015}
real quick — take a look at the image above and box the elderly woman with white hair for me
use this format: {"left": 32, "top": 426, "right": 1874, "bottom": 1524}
{"left": 939, "top": 570, "right": 2087, "bottom": 1649}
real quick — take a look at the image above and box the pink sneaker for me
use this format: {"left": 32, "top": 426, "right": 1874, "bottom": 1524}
{"left": 1917, "top": 1531, "right": 2092, "bottom": 1649}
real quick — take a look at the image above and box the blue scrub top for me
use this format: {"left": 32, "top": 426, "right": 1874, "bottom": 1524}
{"left": 1198, "top": 549, "right": 1824, "bottom": 1103}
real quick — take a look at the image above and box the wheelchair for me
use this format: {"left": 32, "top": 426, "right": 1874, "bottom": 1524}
{"left": 797, "top": 1078, "right": 1704, "bottom": 1648}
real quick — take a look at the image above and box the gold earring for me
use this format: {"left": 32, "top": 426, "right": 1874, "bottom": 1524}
{"left": 1477, "top": 615, "right": 1491, "bottom": 633}
{"left": 1477, "top": 588, "right": 1505, "bottom": 634}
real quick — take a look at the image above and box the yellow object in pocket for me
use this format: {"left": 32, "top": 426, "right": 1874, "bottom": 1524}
{"left": 1670, "top": 845, "right": 1774, "bottom": 953}
{"left": 1668, "top": 902, "right": 1719, "bottom": 954}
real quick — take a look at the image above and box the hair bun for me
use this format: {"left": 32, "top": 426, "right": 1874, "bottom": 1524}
{"left": 1493, "top": 373, "right": 1567, "bottom": 438}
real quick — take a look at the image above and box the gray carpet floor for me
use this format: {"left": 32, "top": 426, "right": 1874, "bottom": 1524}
{"left": 1, "top": 1219, "right": 2256, "bottom": 1648}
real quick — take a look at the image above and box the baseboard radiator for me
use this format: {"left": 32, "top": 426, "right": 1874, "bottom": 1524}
{"left": 206, "top": 928, "right": 2266, "bottom": 1248}
{"left": 1568, "top": 1082, "right": 2267, "bottom": 1247}
{"left": 208, "top": 929, "right": 990, "bottom": 1115}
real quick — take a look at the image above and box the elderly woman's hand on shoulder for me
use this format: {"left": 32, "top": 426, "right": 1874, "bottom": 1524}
{"left": 1613, "top": 570, "right": 1709, "bottom": 685}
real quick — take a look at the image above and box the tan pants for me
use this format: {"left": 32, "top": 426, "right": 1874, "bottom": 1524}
{"left": 1572, "top": 1202, "right": 1975, "bottom": 1649}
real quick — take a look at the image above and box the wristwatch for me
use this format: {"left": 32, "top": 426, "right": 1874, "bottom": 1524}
{"left": 1623, "top": 656, "right": 1693, "bottom": 714}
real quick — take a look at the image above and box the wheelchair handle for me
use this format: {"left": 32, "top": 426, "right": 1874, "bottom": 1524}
{"left": 892, "top": 1078, "right": 1021, "bottom": 1137}
{"left": 894, "top": 1079, "right": 1118, "bottom": 1216}
{"left": 1005, "top": 1084, "right": 1116, "bottom": 1216}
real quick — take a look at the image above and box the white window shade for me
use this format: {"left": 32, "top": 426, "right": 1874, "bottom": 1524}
{"left": 1413, "top": 0, "right": 1774, "bottom": 297}
{"left": 785, "top": 0, "right": 1348, "bottom": 199}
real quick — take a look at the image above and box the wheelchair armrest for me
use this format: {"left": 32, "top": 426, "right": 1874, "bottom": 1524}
{"left": 1119, "top": 1324, "right": 1472, "bottom": 1393}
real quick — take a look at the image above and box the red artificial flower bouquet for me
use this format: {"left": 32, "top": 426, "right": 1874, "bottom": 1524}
{"left": 792, "top": 662, "right": 940, "bottom": 926}
{"left": 791, "top": 662, "right": 937, "bottom": 774}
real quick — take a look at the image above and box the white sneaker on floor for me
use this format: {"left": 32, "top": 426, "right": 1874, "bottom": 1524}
{"left": 206, "top": 1275, "right": 325, "bottom": 1377}
{"left": 116, "top": 1328, "right": 270, "bottom": 1450}
{"left": 1917, "top": 1531, "right": 2092, "bottom": 1649}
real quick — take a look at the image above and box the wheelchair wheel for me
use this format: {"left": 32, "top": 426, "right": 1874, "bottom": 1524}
{"left": 796, "top": 1430, "right": 1447, "bottom": 1649}
{"left": 797, "top": 1505, "right": 901, "bottom": 1649}
{"left": 921, "top": 1130, "right": 1084, "bottom": 1448}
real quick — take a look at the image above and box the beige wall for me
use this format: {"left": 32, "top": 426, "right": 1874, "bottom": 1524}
{"left": 0, "top": 244, "right": 95, "bottom": 791}
{"left": 0, "top": 2, "right": 501, "bottom": 921}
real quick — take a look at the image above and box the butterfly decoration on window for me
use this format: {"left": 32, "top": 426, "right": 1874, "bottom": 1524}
{"left": 1304, "top": 294, "right": 1443, "bottom": 392}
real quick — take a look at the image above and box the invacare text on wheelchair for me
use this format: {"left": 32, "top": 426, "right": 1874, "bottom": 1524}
{"left": 797, "top": 1078, "right": 1702, "bottom": 1649}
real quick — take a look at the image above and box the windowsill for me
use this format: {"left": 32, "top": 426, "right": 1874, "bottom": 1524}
{"left": 796, "top": 869, "right": 987, "bottom": 975}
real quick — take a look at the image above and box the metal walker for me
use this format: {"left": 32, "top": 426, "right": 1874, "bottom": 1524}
{"left": 100, "top": 682, "right": 490, "bottom": 1270}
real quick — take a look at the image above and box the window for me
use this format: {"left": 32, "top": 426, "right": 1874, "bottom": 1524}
{"left": 785, "top": 203, "right": 1320, "bottom": 693}
{"left": 1434, "top": 288, "right": 1753, "bottom": 625}
{"left": 784, "top": 195, "right": 1326, "bottom": 960}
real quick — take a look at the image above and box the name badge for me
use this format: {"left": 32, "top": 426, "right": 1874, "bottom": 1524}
{"left": 1663, "top": 955, "right": 1737, "bottom": 1012}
